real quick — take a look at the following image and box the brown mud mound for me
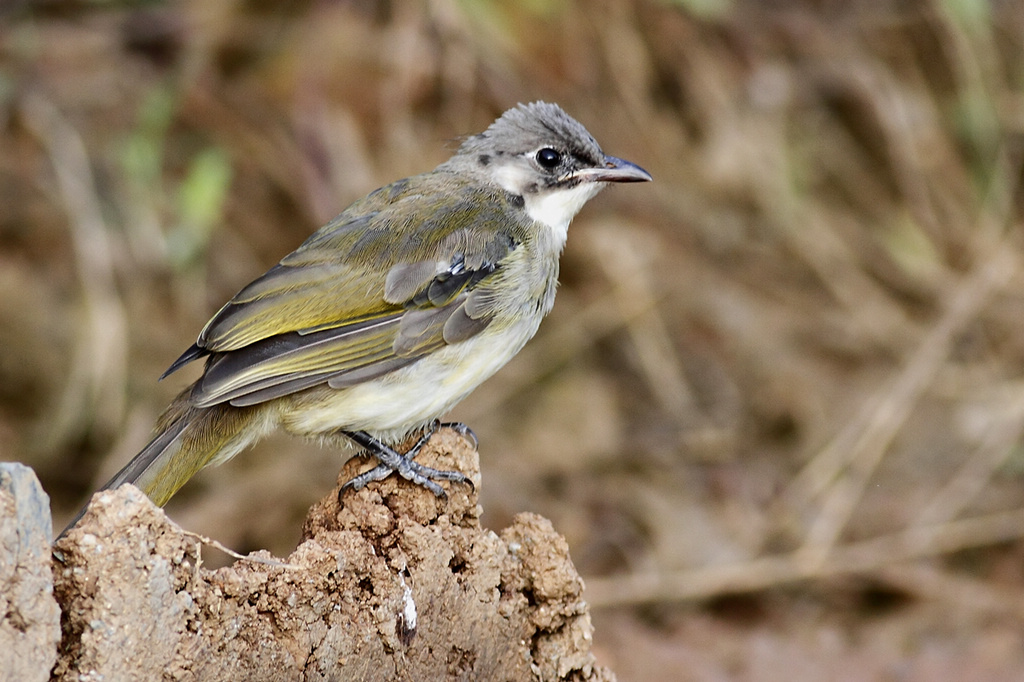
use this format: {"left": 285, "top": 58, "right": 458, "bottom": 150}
{"left": 46, "top": 429, "right": 613, "bottom": 681}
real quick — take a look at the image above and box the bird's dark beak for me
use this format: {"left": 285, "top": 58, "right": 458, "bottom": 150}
{"left": 571, "top": 155, "right": 653, "bottom": 184}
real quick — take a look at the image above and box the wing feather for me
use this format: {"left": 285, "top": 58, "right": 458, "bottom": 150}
{"left": 172, "top": 174, "right": 526, "bottom": 408}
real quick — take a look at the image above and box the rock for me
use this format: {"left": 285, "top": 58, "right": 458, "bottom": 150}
{"left": 0, "top": 462, "right": 61, "bottom": 682}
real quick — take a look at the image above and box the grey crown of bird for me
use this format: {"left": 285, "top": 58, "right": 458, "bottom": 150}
{"left": 60, "top": 101, "right": 651, "bottom": 537}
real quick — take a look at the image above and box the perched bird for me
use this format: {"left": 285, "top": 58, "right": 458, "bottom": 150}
{"left": 60, "top": 101, "right": 651, "bottom": 537}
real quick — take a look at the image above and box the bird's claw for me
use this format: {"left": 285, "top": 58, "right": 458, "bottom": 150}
{"left": 339, "top": 427, "right": 474, "bottom": 499}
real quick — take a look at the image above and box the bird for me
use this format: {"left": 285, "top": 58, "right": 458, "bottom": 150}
{"left": 59, "top": 101, "right": 651, "bottom": 538}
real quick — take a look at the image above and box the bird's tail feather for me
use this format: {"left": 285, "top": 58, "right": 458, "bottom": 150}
{"left": 57, "top": 396, "right": 267, "bottom": 539}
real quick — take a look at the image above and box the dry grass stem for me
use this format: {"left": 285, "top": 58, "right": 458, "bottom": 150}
{"left": 589, "top": 225, "right": 696, "bottom": 418}
{"left": 912, "top": 387, "right": 1024, "bottom": 531}
{"left": 793, "top": 243, "right": 1018, "bottom": 569}
{"left": 179, "top": 529, "right": 302, "bottom": 569}
{"left": 877, "top": 563, "right": 1024, "bottom": 620}
{"left": 19, "top": 93, "right": 129, "bottom": 458}
{"left": 585, "top": 505, "right": 1024, "bottom": 608}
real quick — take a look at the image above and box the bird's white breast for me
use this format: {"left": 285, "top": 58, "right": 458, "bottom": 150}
{"left": 278, "top": 317, "right": 543, "bottom": 441}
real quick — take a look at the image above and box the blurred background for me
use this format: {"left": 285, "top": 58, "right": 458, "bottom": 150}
{"left": 3, "top": 0, "right": 1024, "bottom": 679}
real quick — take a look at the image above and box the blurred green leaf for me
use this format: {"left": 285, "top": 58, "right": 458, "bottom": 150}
{"left": 879, "top": 211, "right": 941, "bottom": 279}
{"left": 952, "top": 89, "right": 1001, "bottom": 195}
{"left": 168, "top": 147, "right": 233, "bottom": 269}
{"left": 938, "top": 0, "right": 992, "bottom": 32}
{"left": 0, "top": 70, "right": 14, "bottom": 109}
{"left": 119, "top": 85, "right": 176, "bottom": 189}
{"left": 658, "top": 0, "right": 733, "bottom": 19}
{"left": 458, "top": 0, "right": 566, "bottom": 21}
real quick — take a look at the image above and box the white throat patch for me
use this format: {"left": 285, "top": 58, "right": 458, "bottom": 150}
{"left": 522, "top": 183, "right": 604, "bottom": 242}
{"left": 491, "top": 163, "right": 604, "bottom": 244}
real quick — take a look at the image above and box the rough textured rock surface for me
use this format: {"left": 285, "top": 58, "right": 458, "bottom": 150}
{"left": 0, "top": 463, "right": 61, "bottom": 682}
{"left": 45, "top": 428, "right": 615, "bottom": 681}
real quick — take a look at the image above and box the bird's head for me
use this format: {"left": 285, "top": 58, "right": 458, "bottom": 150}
{"left": 441, "top": 102, "right": 652, "bottom": 235}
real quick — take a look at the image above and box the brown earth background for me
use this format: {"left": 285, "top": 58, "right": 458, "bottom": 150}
{"left": 3, "top": 0, "right": 1024, "bottom": 679}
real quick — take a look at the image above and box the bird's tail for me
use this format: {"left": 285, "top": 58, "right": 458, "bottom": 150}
{"left": 57, "top": 391, "right": 269, "bottom": 539}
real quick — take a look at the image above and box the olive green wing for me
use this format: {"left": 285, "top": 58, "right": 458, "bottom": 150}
{"left": 167, "top": 177, "right": 524, "bottom": 408}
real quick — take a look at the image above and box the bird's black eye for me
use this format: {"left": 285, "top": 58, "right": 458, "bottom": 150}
{"left": 535, "top": 147, "right": 562, "bottom": 169}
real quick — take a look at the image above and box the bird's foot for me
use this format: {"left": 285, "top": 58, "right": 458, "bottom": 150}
{"left": 340, "top": 423, "right": 473, "bottom": 497}
{"left": 435, "top": 420, "right": 478, "bottom": 449}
